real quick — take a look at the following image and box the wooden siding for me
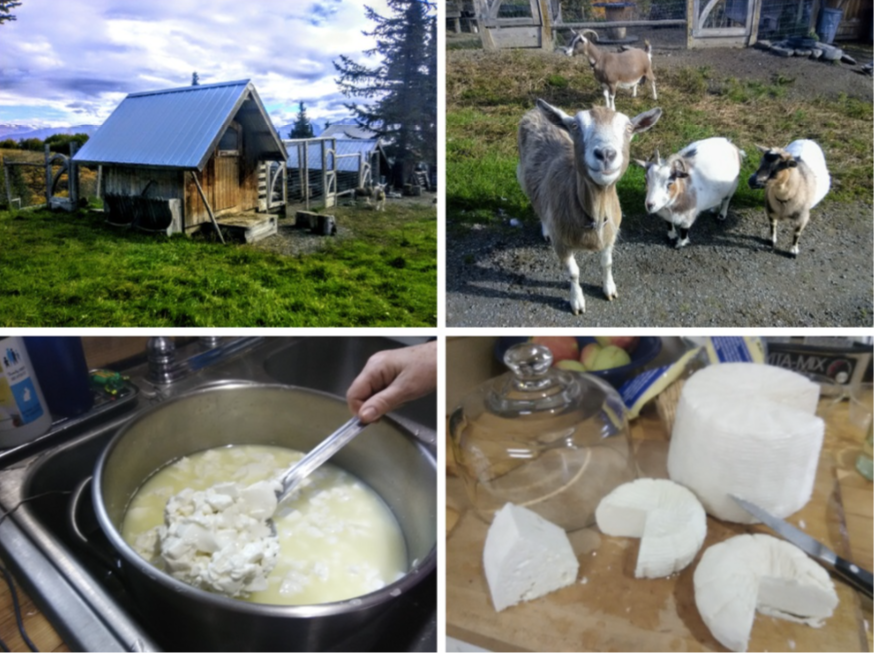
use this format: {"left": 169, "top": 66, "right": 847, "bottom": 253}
{"left": 837, "top": 0, "right": 872, "bottom": 40}
{"left": 103, "top": 166, "right": 182, "bottom": 199}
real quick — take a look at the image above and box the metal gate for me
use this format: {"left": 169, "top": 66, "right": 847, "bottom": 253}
{"left": 691, "top": 0, "right": 757, "bottom": 46}
{"left": 473, "top": 0, "right": 553, "bottom": 49}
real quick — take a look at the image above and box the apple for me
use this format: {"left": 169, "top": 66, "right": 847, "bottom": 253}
{"left": 530, "top": 336, "right": 579, "bottom": 363}
{"left": 579, "top": 342, "right": 602, "bottom": 370}
{"left": 588, "top": 345, "right": 632, "bottom": 371}
{"left": 555, "top": 360, "right": 587, "bottom": 372}
{"left": 595, "top": 336, "right": 640, "bottom": 353}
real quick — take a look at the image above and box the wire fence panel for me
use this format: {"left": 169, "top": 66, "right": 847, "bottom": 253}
{"left": 755, "top": 0, "right": 816, "bottom": 40}
{"left": 553, "top": 0, "right": 689, "bottom": 49}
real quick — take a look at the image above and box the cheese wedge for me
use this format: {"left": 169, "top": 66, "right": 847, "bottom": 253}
{"left": 596, "top": 478, "right": 706, "bottom": 578}
{"left": 668, "top": 363, "right": 823, "bottom": 523}
{"left": 483, "top": 503, "right": 579, "bottom": 612}
{"left": 694, "top": 533, "right": 838, "bottom": 652}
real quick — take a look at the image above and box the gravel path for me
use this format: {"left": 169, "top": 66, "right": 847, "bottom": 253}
{"left": 446, "top": 201, "right": 873, "bottom": 327}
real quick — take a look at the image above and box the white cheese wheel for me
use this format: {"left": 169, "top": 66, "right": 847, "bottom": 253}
{"left": 694, "top": 533, "right": 838, "bottom": 652}
{"left": 668, "top": 363, "right": 823, "bottom": 523}
{"left": 483, "top": 503, "right": 579, "bottom": 612}
{"left": 596, "top": 478, "right": 706, "bottom": 578}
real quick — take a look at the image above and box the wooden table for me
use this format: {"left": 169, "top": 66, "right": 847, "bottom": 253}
{"left": 447, "top": 397, "right": 874, "bottom": 651}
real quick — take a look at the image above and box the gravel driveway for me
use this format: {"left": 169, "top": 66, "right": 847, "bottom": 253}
{"left": 446, "top": 200, "right": 873, "bottom": 327}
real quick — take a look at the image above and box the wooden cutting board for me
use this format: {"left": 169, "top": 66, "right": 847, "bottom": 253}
{"left": 446, "top": 406, "right": 871, "bottom": 652}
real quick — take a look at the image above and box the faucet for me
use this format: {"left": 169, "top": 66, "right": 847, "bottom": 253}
{"left": 147, "top": 336, "right": 264, "bottom": 385}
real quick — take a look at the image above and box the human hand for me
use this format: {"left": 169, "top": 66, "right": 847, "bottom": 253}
{"left": 346, "top": 341, "right": 437, "bottom": 423}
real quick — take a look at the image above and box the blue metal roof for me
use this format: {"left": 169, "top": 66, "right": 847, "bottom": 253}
{"left": 286, "top": 139, "right": 383, "bottom": 172}
{"left": 73, "top": 80, "right": 285, "bottom": 170}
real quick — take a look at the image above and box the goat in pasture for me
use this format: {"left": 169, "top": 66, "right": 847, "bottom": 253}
{"left": 517, "top": 99, "right": 662, "bottom": 315}
{"left": 748, "top": 140, "right": 830, "bottom": 257}
{"left": 353, "top": 183, "right": 387, "bottom": 211}
{"left": 635, "top": 137, "right": 745, "bottom": 248}
{"left": 371, "top": 183, "right": 386, "bottom": 211}
{"left": 565, "top": 29, "right": 657, "bottom": 110}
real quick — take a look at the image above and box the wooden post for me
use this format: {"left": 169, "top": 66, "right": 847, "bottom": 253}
{"left": 69, "top": 142, "right": 79, "bottom": 208}
{"left": 302, "top": 142, "right": 309, "bottom": 210}
{"left": 539, "top": 0, "right": 553, "bottom": 50}
{"left": 4, "top": 164, "right": 12, "bottom": 208}
{"left": 474, "top": 0, "right": 497, "bottom": 50}
{"left": 687, "top": 0, "right": 696, "bottom": 48}
{"left": 320, "top": 139, "right": 328, "bottom": 209}
{"left": 192, "top": 170, "right": 225, "bottom": 244}
{"left": 748, "top": 0, "right": 762, "bottom": 45}
{"left": 44, "top": 145, "right": 52, "bottom": 206}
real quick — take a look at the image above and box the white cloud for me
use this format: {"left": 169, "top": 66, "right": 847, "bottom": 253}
{"left": 0, "top": 0, "right": 391, "bottom": 126}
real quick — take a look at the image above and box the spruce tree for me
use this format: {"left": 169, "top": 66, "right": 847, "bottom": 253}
{"left": 334, "top": 0, "right": 436, "bottom": 187}
{"left": 0, "top": 1, "right": 22, "bottom": 24}
{"left": 289, "top": 102, "right": 315, "bottom": 139}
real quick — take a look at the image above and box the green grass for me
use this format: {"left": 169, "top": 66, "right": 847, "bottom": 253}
{"left": 447, "top": 50, "right": 873, "bottom": 223}
{"left": 0, "top": 202, "right": 437, "bottom": 326}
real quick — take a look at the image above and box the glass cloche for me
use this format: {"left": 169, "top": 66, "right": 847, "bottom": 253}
{"left": 449, "top": 342, "right": 636, "bottom": 531}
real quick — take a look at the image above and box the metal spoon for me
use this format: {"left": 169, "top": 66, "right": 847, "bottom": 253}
{"left": 275, "top": 416, "right": 369, "bottom": 506}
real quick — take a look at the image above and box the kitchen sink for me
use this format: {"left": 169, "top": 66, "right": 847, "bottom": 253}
{"left": 263, "top": 337, "right": 437, "bottom": 429}
{"left": 0, "top": 337, "right": 437, "bottom": 652}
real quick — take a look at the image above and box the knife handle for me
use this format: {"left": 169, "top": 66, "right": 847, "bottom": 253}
{"left": 833, "top": 557, "right": 873, "bottom": 598}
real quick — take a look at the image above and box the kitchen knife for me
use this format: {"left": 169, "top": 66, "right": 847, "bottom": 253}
{"left": 731, "top": 495, "right": 873, "bottom": 598}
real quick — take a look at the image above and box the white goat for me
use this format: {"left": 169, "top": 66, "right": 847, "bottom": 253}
{"left": 517, "top": 99, "right": 662, "bottom": 314}
{"left": 635, "top": 137, "right": 745, "bottom": 248}
{"left": 748, "top": 140, "right": 830, "bottom": 257}
{"left": 565, "top": 29, "right": 656, "bottom": 110}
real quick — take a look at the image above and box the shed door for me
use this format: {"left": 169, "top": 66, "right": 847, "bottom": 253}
{"left": 213, "top": 123, "right": 242, "bottom": 212}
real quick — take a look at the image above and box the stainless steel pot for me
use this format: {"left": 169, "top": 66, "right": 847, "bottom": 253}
{"left": 92, "top": 383, "right": 437, "bottom": 652}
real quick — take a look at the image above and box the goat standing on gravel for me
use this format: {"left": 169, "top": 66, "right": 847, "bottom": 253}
{"left": 565, "top": 29, "right": 657, "bottom": 110}
{"left": 517, "top": 98, "right": 662, "bottom": 315}
{"left": 748, "top": 140, "right": 830, "bottom": 257}
{"left": 635, "top": 137, "right": 745, "bottom": 249}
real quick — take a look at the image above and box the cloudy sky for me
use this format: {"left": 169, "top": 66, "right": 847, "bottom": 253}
{"left": 0, "top": 0, "right": 391, "bottom": 128}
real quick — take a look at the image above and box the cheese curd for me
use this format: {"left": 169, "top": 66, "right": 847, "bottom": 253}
{"left": 694, "top": 533, "right": 838, "bottom": 652}
{"left": 122, "top": 445, "right": 407, "bottom": 605}
{"left": 596, "top": 478, "right": 706, "bottom": 578}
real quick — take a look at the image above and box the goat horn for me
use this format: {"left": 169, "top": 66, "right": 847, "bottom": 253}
{"left": 581, "top": 29, "right": 599, "bottom": 42}
{"left": 654, "top": 149, "right": 662, "bottom": 165}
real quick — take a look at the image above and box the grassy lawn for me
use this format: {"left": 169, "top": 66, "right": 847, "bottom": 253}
{"left": 447, "top": 50, "right": 873, "bottom": 226}
{"left": 0, "top": 201, "right": 437, "bottom": 326}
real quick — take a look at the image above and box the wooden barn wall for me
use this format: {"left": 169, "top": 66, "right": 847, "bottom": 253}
{"left": 183, "top": 119, "right": 262, "bottom": 229}
{"left": 103, "top": 166, "right": 183, "bottom": 200}
{"left": 837, "top": 0, "right": 872, "bottom": 40}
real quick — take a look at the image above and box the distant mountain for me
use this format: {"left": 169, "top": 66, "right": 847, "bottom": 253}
{"left": 0, "top": 124, "right": 99, "bottom": 141}
{"left": 0, "top": 123, "right": 44, "bottom": 139}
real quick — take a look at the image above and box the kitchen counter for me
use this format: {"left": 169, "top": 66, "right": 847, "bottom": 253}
{"left": 447, "top": 395, "right": 874, "bottom": 652}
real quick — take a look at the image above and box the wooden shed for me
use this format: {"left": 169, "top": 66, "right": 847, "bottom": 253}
{"left": 73, "top": 80, "right": 286, "bottom": 235}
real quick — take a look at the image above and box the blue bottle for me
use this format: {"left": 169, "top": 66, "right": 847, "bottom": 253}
{"left": 23, "top": 337, "right": 94, "bottom": 418}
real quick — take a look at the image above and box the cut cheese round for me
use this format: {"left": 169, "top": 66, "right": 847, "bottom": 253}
{"left": 596, "top": 478, "right": 706, "bottom": 578}
{"left": 694, "top": 533, "right": 838, "bottom": 652}
{"left": 483, "top": 503, "right": 579, "bottom": 612}
{"left": 668, "top": 363, "right": 823, "bottom": 523}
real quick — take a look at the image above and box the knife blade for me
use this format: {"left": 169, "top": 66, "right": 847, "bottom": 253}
{"left": 731, "top": 494, "right": 873, "bottom": 598}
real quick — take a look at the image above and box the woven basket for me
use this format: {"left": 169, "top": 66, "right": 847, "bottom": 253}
{"left": 655, "top": 379, "right": 685, "bottom": 438}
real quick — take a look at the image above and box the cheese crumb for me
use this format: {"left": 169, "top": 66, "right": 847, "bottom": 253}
{"left": 159, "top": 480, "right": 280, "bottom": 597}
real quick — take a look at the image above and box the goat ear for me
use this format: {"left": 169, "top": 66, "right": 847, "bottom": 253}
{"left": 755, "top": 144, "right": 770, "bottom": 154}
{"left": 630, "top": 108, "right": 662, "bottom": 135}
{"left": 671, "top": 158, "right": 687, "bottom": 176}
{"left": 536, "top": 99, "right": 574, "bottom": 131}
{"left": 633, "top": 159, "right": 649, "bottom": 169}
